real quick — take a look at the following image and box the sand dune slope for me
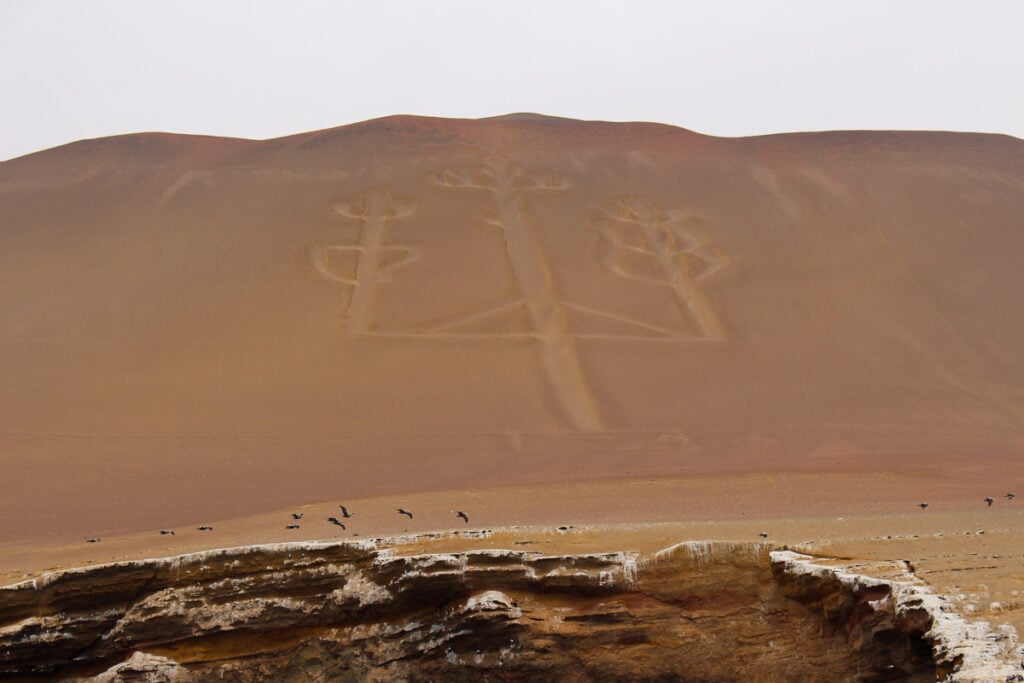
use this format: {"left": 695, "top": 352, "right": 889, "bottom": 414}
{"left": 1, "top": 115, "right": 1023, "bottom": 544}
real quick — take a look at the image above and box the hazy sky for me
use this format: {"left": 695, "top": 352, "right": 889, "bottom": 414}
{"left": 2, "top": 0, "right": 1022, "bottom": 160}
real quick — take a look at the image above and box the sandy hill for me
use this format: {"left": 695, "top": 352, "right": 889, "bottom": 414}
{"left": 1, "top": 115, "right": 1023, "bottom": 544}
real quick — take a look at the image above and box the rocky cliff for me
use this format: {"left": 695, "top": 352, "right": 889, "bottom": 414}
{"left": 1, "top": 537, "right": 1019, "bottom": 681}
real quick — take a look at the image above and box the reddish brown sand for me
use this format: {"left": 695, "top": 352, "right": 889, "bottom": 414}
{"left": 1, "top": 114, "right": 1023, "bottom": 636}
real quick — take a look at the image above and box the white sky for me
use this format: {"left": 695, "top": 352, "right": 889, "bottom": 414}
{"left": 2, "top": 0, "right": 1022, "bottom": 161}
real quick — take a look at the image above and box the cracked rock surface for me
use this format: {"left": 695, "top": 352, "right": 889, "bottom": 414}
{"left": 4, "top": 536, "right": 1018, "bottom": 681}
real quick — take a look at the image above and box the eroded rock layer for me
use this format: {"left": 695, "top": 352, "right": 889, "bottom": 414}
{"left": 4, "top": 538, "right": 1017, "bottom": 681}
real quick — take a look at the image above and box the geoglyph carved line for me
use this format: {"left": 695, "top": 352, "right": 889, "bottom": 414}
{"left": 307, "top": 244, "right": 359, "bottom": 284}
{"left": 309, "top": 187, "right": 418, "bottom": 333}
{"left": 424, "top": 298, "right": 530, "bottom": 333}
{"left": 305, "top": 181, "right": 729, "bottom": 430}
{"left": 596, "top": 196, "right": 727, "bottom": 340}
{"left": 556, "top": 300, "right": 687, "bottom": 339}
{"left": 341, "top": 189, "right": 414, "bottom": 334}
{"left": 433, "top": 157, "right": 604, "bottom": 432}
{"left": 308, "top": 244, "right": 421, "bottom": 286}
{"left": 358, "top": 332, "right": 532, "bottom": 339}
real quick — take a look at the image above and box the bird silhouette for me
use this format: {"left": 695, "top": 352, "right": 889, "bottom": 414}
{"left": 1007, "top": 493, "right": 1016, "bottom": 501}
{"left": 159, "top": 530, "right": 175, "bottom": 536}
{"left": 918, "top": 502, "right": 929, "bottom": 509}
{"left": 758, "top": 532, "right": 769, "bottom": 538}
{"left": 340, "top": 505, "right": 353, "bottom": 518}
{"left": 397, "top": 508, "right": 413, "bottom": 519}
{"left": 985, "top": 497, "right": 995, "bottom": 506}
{"left": 198, "top": 526, "right": 213, "bottom": 531}
{"left": 327, "top": 517, "right": 346, "bottom": 530}
{"left": 455, "top": 511, "right": 469, "bottom": 523}
{"left": 85, "top": 538, "right": 100, "bottom": 543}
{"left": 291, "top": 513, "right": 304, "bottom": 520}
{"left": 286, "top": 524, "right": 300, "bottom": 530}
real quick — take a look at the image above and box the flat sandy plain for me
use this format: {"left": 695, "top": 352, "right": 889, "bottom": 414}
{"left": 1, "top": 115, "right": 1023, "bottom": 641}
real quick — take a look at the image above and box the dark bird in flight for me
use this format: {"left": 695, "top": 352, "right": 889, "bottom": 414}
{"left": 85, "top": 538, "right": 100, "bottom": 543}
{"left": 159, "top": 530, "right": 175, "bottom": 536}
{"left": 455, "top": 511, "right": 469, "bottom": 523}
{"left": 985, "top": 497, "right": 995, "bottom": 506}
{"left": 327, "top": 517, "right": 346, "bottom": 529}
{"left": 198, "top": 526, "right": 213, "bottom": 531}
{"left": 340, "top": 505, "right": 353, "bottom": 518}
{"left": 286, "top": 524, "right": 300, "bottom": 530}
{"left": 758, "top": 532, "right": 769, "bottom": 538}
{"left": 291, "top": 513, "right": 304, "bottom": 520}
{"left": 398, "top": 508, "right": 413, "bottom": 519}
{"left": 1007, "top": 493, "right": 1016, "bottom": 500}
{"left": 919, "top": 502, "right": 929, "bottom": 509}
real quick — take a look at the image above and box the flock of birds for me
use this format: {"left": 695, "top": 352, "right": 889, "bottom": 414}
{"left": 84, "top": 505, "right": 471, "bottom": 543}
{"left": 918, "top": 492, "right": 1015, "bottom": 510}
{"left": 82, "top": 495, "right": 1019, "bottom": 544}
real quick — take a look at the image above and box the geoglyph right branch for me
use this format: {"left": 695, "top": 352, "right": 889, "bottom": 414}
{"left": 595, "top": 196, "right": 727, "bottom": 340}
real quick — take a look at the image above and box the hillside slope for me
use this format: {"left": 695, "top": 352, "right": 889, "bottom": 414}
{"left": 1, "top": 115, "right": 1022, "bottom": 542}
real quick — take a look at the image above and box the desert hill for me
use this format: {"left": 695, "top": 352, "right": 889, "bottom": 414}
{"left": 1, "top": 115, "right": 1023, "bottom": 544}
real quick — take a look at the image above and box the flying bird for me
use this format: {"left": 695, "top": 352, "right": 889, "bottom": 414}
{"left": 758, "top": 532, "right": 769, "bottom": 538}
{"left": 397, "top": 508, "right": 413, "bottom": 519}
{"left": 286, "top": 524, "right": 300, "bottom": 530}
{"left": 327, "top": 517, "right": 346, "bottom": 529}
{"left": 198, "top": 526, "right": 213, "bottom": 531}
{"left": 918, "top": 502, "right": 929, "bottom": 509}
{"left": 85, "top": 538, "right": 100, "bottom": 543}
{"left": 985, "top": 497, "right": 995, "bottom": 507}
{"left": 339, "top": 505, "right": 353, "bottom": 518}
{"left": 291, "top": 513, "right": 304, "bottom": 520}
{"left": 159, "top": 530, "right": 175, "bottom": 536}
{"left": 1007, "top": 493, "right": 1016, "bottom": 500}
{"left": 455, "top": 511, "right": 469, "bottom": 523}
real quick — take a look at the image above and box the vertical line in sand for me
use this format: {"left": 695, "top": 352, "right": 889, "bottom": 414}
{"left": 639, "top": 213, "right": 725, "bottom": 341}
{"left": 488, "top": 162, "right": 604, "bottom": 432}
{"left": 347, "top": 192, "right": 388, "bottom": 334}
